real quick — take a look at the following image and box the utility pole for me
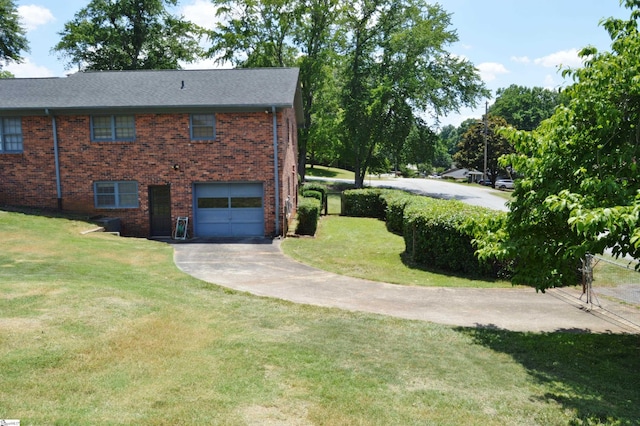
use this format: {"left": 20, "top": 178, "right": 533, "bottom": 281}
{"left": 483, "top": 100, "right": 488, "bottom": 184}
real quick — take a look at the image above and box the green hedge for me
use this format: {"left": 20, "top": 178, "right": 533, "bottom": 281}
{"left": 342, "top": 188, "right": 508, "bottom": 278}
{"left": 295, "top": 197, "right": 321, "bottom": 236}
{"left": 301, "top": 189, "right": 323, "bottom": 202}
{"left": 403, "top": 197, "right": 502, "bottom": 277}
{"left": 380, "top": 190, "right": 416, "bottom": 235}
{"left": 302, "top": 182, "right": 327, "bottom": 198}
{"left": 342, "top": 188, "right": 389, "bottom": 219}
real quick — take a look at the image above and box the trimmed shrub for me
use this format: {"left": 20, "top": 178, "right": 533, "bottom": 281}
{"left": 342, "top": 188, "right": 389, "bottom": 219}
{"left": 302, "top": 182, "right": 327, "bottom": 198}
{"left": 302, "top": 182, "right": 327, "bottom": 213}
{"left": 301, "top": 189, "right": 323, "bottom": 202}
{"left": 338, "top": 187, "right": 509, "bottom": 278}
{"left": 380, "top": 190, "right": 416, "bottom": 235}
{"left": 295, "top": 197, "right": 321, "bottom": 236}
{"left": 403, "top": 197, "right": 503, "bottom": 277}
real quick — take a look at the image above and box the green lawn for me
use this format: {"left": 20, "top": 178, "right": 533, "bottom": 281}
{"left": 282, "top": 215, "right": 512, "bottom": 288}
{"left": 1, "top": 209, "right": 639, "bottom": 425}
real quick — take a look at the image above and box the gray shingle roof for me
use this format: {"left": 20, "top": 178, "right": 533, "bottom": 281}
{"left": 0, "top": 68, "right": 303, "bottom": 122}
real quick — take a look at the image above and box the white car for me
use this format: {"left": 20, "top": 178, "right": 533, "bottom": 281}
{"left": 495, "top": 179, "right": 514, "bottom": 190}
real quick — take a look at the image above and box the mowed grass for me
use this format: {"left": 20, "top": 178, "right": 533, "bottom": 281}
{"left": 282, "top": 215, "right": 512, "bottom": 288}
{"left": 1, "top": 209, "right": 639, "bottom": 425}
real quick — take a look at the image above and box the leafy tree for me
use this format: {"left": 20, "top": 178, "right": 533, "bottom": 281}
{"left": 403, "top": 118, "right": 439, "bottom": 170}
{"left": 210, "top": 0, "right": 299, "bottom": 67}
{"left": 209, "top": 0, "right": 342, "bottom": 181}
{"left": 0, "top": 70, "right": 15, "bottom": 78}
{"left": 436, "top": 118, "right": 478, "bottom": 170}
{"left": 0, "top": 0, "right": 29, "bottom": 69}
{"left": 53, "top": 0, "right": 205, "bottom": 70}
{"left": 489, "top": 85, "right": 564, "bottom": 131}
{"left": 476, "top": 1, "right": 640, "bottom": 290}
{"left": 341, "top": 0, "right": 487, "bottom": 188}
{"left": 452, "top": 115, "right": 513, "bottom": 187}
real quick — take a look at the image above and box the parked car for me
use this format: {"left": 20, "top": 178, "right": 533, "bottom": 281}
{"left": 477, "top": 179, "right": 492, "bottom": 186}
{"left": 495, "top": 179, "right": 514, "bottom": 190}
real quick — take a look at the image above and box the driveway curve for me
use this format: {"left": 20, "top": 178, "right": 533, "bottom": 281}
{"left": 172, "top": 238, "right": 635, "bottom": 334}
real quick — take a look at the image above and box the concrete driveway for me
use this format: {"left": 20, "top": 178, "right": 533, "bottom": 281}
{"left": 172, "top": 238, "right": 636, "bottom": 334}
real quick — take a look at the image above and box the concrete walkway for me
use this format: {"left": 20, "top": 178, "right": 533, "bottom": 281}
{"left": 172, "top": 238, "right": 636, "bottom": 334}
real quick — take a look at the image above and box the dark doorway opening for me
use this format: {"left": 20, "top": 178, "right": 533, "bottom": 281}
{"left": 149, "top": 185, "right": 172, "bottom": 237}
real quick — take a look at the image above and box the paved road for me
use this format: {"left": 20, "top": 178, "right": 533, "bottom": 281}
{"left": 308, "top": 176, "right": 509, "bottom": 211}
{"left": 173, "top": 238, "right": 636, "bottom": 334}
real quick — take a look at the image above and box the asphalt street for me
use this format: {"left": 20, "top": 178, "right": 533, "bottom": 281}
{"left": 308, "top": 176, "right": 509, "bottom": 211}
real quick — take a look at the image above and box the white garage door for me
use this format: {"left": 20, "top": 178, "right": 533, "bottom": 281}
{"left": 194, "top": 183, "right": 264, "bottom": 237}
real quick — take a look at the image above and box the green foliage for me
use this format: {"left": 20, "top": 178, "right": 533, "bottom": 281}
{"left": 210, "top": 0, "right": 342, "bottom": 180}
{"left": 301, "top": 182, "right": 327, "bottom": 198}
{"left": 295, "top": 196, "right": 321, "bottom": 235}
{"left": 452, "top": 115, "right": 514, "bottom": 187}
{"left": 475, "top": 3, "right": 640, "bottom": 290}
{"left": 342, "top": 189, "right": 506, "bottom": 277}
{"left": 342, "top": 188, "right": 389, "bottom": 219}
{"left": 489, "top": 85, "right": 566, "bottom": 131}
{"left": 403, "top": 198, "right": 503, "bottom": 277}
{"left": 53, "top": 0, "right": 205, "bottom": 70}
{"left": 341, "top": 0, "right": 487, "bottom": 188}
{"left": 301, "top": 189, "right": 322, "bottom": 202}
{"left": 0, "top": 0, "right": 29, "bottom": 68}
{"left": 380, "top": 190, "right": 416, "bottom": 235}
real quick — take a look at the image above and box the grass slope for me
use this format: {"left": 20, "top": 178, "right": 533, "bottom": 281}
{"left": 282, "top": 216, "right": 511, "bottom": 287}
{"left": 1, "top": 210, "right": 638, "bottom": 425}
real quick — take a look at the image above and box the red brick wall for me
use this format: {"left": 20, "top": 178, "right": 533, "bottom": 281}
{"left": 0, "top": 116, "right": 59, "bottom": 208}
{"left": 0, "top": 109, "right": 299, "bottom": 238}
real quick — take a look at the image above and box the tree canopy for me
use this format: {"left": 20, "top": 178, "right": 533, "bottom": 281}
{"left": 209, "top": 0, "right": 342, "bottom": 180}
{"left": 489, "top": 85, "right": 565, "bottom": 131}
{"left": 340, "top": 0, "right": 487, "bottom": 187}
{"left": 209, "top": 0, "right": 486, "bottom": 186}
{"left": 53, "top": 0, "right": 205, "bottom": 70}
{"left": 476, "top": 0, "right": 640, "bottom": 290}
{"left": 452, "top": 115, "right": 513, "bottom": 187}
{"left": 0, "top": 0, "right": 29, "bottom": 69}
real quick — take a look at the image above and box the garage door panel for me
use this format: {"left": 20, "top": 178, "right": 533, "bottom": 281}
{"left": 195, "top": 183, "right": 264, "bottom": 237}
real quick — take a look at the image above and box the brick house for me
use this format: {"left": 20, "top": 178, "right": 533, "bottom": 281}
{"left": 0, "top": 68, "right": 302, "bottom": 238}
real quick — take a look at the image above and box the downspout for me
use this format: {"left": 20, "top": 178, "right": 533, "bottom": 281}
{"left": 46, "top": 109, "right": 63, "bottom": 209}
{"left": 272, "top": 106, "right": 280, "bottom": 236}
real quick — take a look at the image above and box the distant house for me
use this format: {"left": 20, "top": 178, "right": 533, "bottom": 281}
{"left": 440, "top": 167, "right": 482, "bottom": 182}
{"left": 0, "top": 68, "right": 303, "bottom": 238}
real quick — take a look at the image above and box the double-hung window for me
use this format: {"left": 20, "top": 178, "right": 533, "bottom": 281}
{"left": 94, "top": 181, "right": 139, "bottom": 208}
{"left": 0, "top": 117, "right": 23, "bottom": 153}
{"left": 91, "top": 115, "right": 135, "bottom": 141}
{"left": 190, "top": 114, "right": 215, "bottom": 140}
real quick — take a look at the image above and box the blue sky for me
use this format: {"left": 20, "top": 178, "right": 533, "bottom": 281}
{"left": 8, "top": 0, "right": 631, "bottom": 126}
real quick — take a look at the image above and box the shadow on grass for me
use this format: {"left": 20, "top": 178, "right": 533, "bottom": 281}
{"left": 305, "top": 166, "right": 339, "bottom": 178}
{"left": 457, "top": 325, "right": 640, "bottom": 424}
{"left": 399, "top": 251, "right": 505, "bottom": 283}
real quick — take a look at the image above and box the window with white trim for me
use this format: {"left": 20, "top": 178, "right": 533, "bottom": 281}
{"left": 91, "top": 115, "right": 135, "bottom": 141}
{"left": 94, "top": 181, "right": 139, "bottom": 208}
{"left": 190, "top": 114, "right": 215, "bottom": 140}
{"left": 0, "top": 117, "right": 23, "bottom": 153}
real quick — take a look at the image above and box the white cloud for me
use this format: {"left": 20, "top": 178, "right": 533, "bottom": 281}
{"left": 476, "top": 62, "right": 509, "bottom": 82}
{"left": 6, "top": 58, "right": 55, "bottom": 78}
{"left": 181, "top": 0, "right": 219, "bottom": 29}
{"left": 542, "top": 74, "right": 557, "bottom": 90}
{"left": 510, "top": 56, "right": 530, "bottom": 64}
{"left": 18, "top": 5, "right": 55, "bottom": 32}
{"left": 534, "top": 48, "right": 582, "bottom": 68}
